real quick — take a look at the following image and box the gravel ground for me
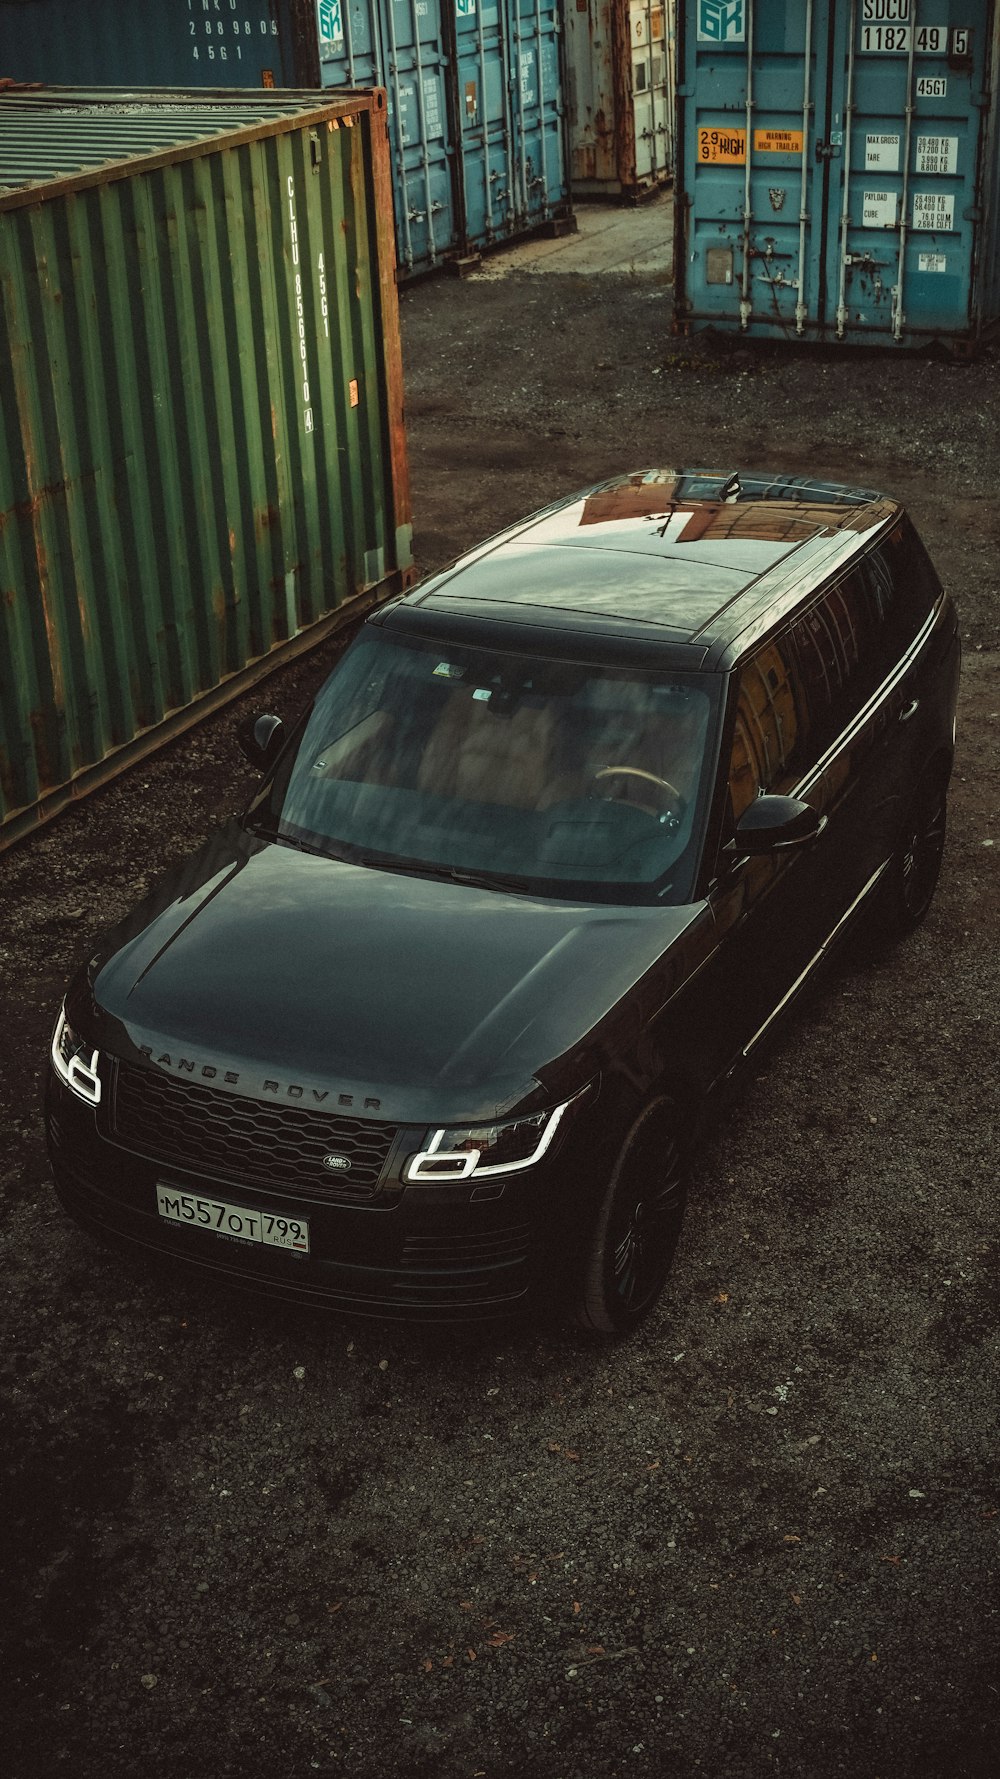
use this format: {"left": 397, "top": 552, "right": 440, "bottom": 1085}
{"left": 3, "top": 265, "right": 999, "bottom": 1779}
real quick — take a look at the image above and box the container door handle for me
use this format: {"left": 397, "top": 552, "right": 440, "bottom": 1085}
{"left": 899, "top": 698, "right": 920, "bottom": 724}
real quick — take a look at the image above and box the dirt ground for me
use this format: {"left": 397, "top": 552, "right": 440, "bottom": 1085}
{"left": 3, "top": 263, "right": 999, "bottom": 1779}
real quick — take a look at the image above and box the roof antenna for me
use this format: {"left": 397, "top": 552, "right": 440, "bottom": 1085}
{"left": 718, "top": 472, "right": 743, "bottom": 503}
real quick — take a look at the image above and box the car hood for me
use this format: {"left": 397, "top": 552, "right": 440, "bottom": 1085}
{"left": 82, "top": 822, "right": 715, "bottom": 1123}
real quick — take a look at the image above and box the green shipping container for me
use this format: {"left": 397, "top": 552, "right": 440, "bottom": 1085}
{"left": 0, "top": 86, "right": 413, "bottom": 848}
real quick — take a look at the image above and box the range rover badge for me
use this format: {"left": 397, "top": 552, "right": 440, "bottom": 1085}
{"left": 322, "top": 1154, "right": 352, "bottom": 1172}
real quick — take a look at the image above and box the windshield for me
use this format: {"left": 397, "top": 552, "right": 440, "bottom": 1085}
{"left": 248, "top": 629, "right": 719, "bottom": 904}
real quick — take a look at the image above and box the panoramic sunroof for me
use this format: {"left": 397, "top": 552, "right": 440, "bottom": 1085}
{"left": 429, "top": 542, "right": 751, "bottom": 632}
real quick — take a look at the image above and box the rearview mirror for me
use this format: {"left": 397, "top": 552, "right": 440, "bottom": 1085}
{"left": 732, "top": 795, "right": 824, "bottom": 854}
{"left": 236, "top": 712, "right": 285, "bottom": 773}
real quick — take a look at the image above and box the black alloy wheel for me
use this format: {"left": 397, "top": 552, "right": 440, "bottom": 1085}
{"left": 881, "top": 768, "right": 949, "bottom": 939}
{"left": 575, "top": 1095, "right": 687, "bottom": 1337}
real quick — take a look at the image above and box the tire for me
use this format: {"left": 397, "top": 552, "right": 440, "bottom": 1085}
{"left": 877, "top": 767, "right": 949, "bottom": 941}
{"left": 575, "top": 1095, "right": 687, "bottom": 1337}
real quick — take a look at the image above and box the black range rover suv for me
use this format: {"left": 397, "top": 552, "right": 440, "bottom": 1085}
{"left": 47, "top": 470, "right": 960, "bottom": 1334}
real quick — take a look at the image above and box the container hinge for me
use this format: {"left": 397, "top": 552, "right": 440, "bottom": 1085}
{"left": 814, "top": 140, "right": 841, "bottom": 162}
{"left": 963, "top": 205, "right": 983, "bottom": 222}
{"left": 309, "top": 132, "right": 323, "bottom": 170}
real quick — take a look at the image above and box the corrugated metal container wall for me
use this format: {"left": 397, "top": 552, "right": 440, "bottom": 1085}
{"left": 0, "top": 0, "right": 298, "bottom": 85}
{"left": 566, "top": 0, "right": 676, "bottom": 198}
{"left": 674, "top": 0, "right": 1000, "bottom": 348}
{"left": 0, "top": 88, "right": 413, "bottom": 850}
{"left": 311, "top": 0, "right": 573, "bottom": 273}
{"left": 0, "top": 0, "right": 574, "bottom": 278}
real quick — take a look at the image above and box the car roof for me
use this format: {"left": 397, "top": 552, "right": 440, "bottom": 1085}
{"left": 380, "top": 469, "right": 902, "bottom": 667}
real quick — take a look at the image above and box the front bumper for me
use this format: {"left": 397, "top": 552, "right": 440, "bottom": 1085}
{"left": 45, "top": 1073, "right": 569, "bottom": 1322}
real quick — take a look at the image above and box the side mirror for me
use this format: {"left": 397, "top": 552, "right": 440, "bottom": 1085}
{"left": 236, "top": 712, "right": 286, "bottom": 773}
{"left": 732, "top": 795, "right": 824, "bottom": 854}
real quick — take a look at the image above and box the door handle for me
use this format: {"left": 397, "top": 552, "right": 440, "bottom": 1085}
{"left": 898, "top": 699, "right": 920, "bottom": 724}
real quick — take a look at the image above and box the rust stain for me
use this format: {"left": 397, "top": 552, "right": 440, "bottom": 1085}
{"left": 34, "top": 550, "right": 66, "bottom": 720}
{"left": 229, "top": 527, "right": 238, "bottom": 556}
{"left": 0, "top": 473, "right": 93, "bottom": 534}
{"left": 28, "top": 704, "right": 57, "bottom": 791}
{"left": 255, "top": 504, "right": 281, "bottom": 536}
{"left": 269, "top": 562, "right": 303, "bottom": 593}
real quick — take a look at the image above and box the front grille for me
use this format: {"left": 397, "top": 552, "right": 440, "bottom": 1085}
{"left": 111, "top": 1062, "right": 398, "bottom": 1200}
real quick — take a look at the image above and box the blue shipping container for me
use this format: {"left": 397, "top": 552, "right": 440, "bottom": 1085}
{"left": 313, "top": 0, "right": 461, "bottom": 271}
{"left": 313, "top": 0, "right": 570, "bottom": 273}
{"left": 674, "top": 0, "right": 1000, "bottom": 347}
{"left": 0, "top": 0, "right": 573, "bottom": 278}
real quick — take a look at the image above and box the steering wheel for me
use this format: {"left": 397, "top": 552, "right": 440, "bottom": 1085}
{"left": 591, "top": 765, "right": 686, "bottom": 822}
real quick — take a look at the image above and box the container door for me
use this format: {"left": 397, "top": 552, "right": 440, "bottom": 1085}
{"left": 381, "top": 0, "right": 462, "bottom": 271}
{"left": 631, "top": 1, "right": 672, "bottom": 183}
{"left": 836, "top": 2, "right": 994, "bottom": 344}
{"left": 682, "top": 0, "right": 835, "bottom": 336}
{"left": 563, "top": 0, "right": 617, "bottom": 190}
{"left": 315, "top": 0, "right": 461, "bottom": 274}
{"left": 454, "top": 0, "right": 516, "bottom": 249}
{"left": 679, "top": 0, "right": 995, "bottom": 345}
{"left": 503, "top": 0, "right": 568, "bottom": 235}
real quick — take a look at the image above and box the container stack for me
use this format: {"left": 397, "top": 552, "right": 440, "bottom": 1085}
{"left": 0, "top": 0, "right": 575, "bottom": 277}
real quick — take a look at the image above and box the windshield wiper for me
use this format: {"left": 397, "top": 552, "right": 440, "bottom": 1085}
{"left": 348, "top": 851, "right": 537, "bottom": 895}
{"left": 245, "top": 819, "right": 350, "bottom": 862}
{"left": 443, "top": 866, "right": 538, "bottom": 895}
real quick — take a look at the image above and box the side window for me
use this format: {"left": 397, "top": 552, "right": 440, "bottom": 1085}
{"left": 786, "top": 569, "right": 875, "bottom": 754}
{"left": 729, "top": 636, "right": 812, "bottom": 817}
{"left": 861, "top": 520, "right": 941, "bottom": 677}
{"left": 723, "top": 519, "right": 942, "bottom": 848}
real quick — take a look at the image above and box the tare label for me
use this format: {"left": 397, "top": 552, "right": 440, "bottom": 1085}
{"left": 915, "top": 135, "right": 958, "bottom": 175}
{"left": 865, "top": 133, "right": 900, "bottom": 171}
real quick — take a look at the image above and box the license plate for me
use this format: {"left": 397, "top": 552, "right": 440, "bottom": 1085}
{"left": 156, "top": 1186, "right": 309, "bottom": 1254}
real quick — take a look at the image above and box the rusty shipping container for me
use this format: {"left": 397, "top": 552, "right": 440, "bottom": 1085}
{"left": 566, "top": 0, "right": 676, "bottom": 198}
{"left": 0, "top": 86, "right": 413, "bottom": 849}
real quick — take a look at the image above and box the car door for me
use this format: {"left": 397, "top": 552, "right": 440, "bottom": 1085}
{"left": 657, "top": 626, "right": 835, "bottom": 1097}
{"left": 815, "top": 524, "right": 949, "bottom": 900}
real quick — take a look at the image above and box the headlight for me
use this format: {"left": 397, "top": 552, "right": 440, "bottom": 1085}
{"left": 405, "top": 1099, "right": 575, "bottom": 1182}
{"left": 51, "top": 1006, "right": 102, "bottom": 1106}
